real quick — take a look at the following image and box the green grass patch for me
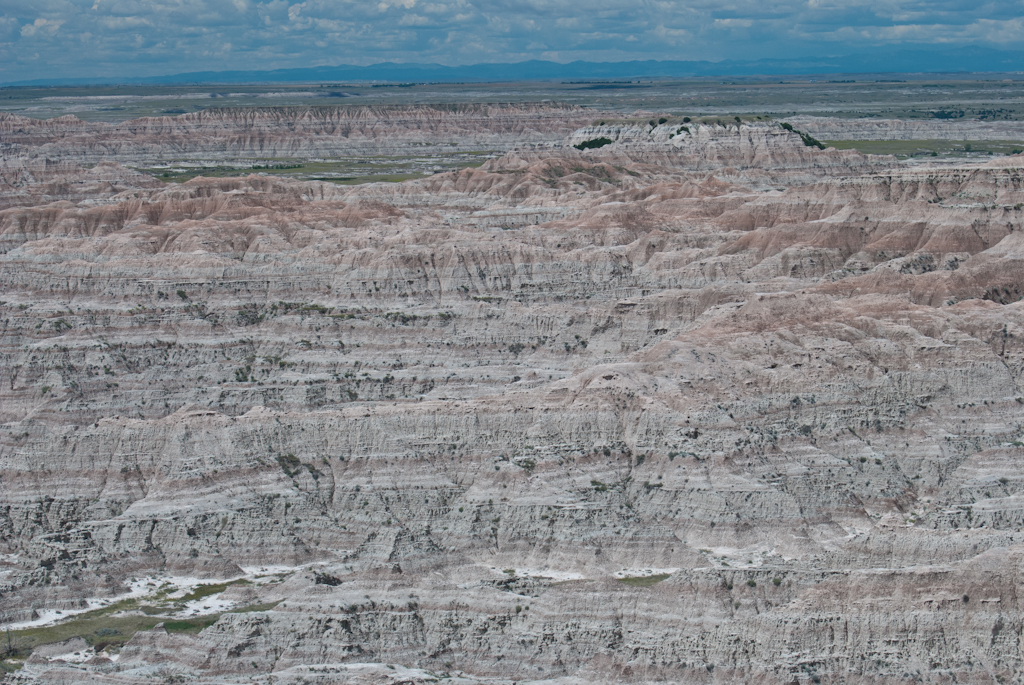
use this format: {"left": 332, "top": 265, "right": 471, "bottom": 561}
{"left": 59, "top": 597, "right": 140, "bottom": 622}
{"left": 163, "top": 617, "right": 219, "bottom": 634}
{"left": 137, "top": 153, "right": 493, "bottom": 186}
{"left": 324, "top": 173, "right": 426, "bottom": 185}
{"left": 229, "top": 600, "right": 282, "bottom": 613}
{"left": 0, "top": 597, "right": 280, "bottom": 660}
{"left": 176, "top": 578, "right": 250, "bottom": 604}
{"left": 617, "top": 573, "right": 671, "bottom": 587}
{"left": 2, "top": 614, "right": 162, "bottom": 657}
{"left": 139, "top": 605, "right": 167, "bottom": 615}
{"left": 0, "top": 659, "right": 24, "bottom": 674}
{"left": 824, "top": 139, "right": 1024, "bottom": 159}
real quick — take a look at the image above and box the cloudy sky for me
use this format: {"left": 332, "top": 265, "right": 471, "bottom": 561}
{"left": 1, "top": 0, "right": 1022, "bottom": 82}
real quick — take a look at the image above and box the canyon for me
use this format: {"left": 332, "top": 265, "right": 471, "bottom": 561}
{"left": 0, "top": 105, "right": 1022, "bottom": 684}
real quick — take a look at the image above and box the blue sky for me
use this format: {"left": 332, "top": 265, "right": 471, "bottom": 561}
{"left": 1, "top": 0, "right": 1023, "bottom": 81}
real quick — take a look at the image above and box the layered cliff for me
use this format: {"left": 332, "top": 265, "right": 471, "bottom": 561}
{"left": 788, "top": 115, "right": 1024, "bottom": 141}
{"left": 1, "top": 114, "right": 1023, "bottom": 684}
{"left": 0, "top": 104, "right": 594, "bottom": 166}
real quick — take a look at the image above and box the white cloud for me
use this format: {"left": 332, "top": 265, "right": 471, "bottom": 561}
{"left": 98, "top": 16, "right": 152, "bottom": 29}
{"left": 20, "top": 17, "right": 63, "bottom": 37}
{"left": 398, "top": 13, "right": 431, "bottom": 25}
{"left": 964, "top": 17, "right": 1024, "bottom": 43}
{"left": 650, "top": 24, "right": 692, "bottom": 44}
{"left": 2, "top": 0, "right": 1024, "bottom": 81}
{"left": 0, "top": 16, "right": 18, "bottom": 37}
{"left": 378, "top": 0, "right": 417, "bottom": 9}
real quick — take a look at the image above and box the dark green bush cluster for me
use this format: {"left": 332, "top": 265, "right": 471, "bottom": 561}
{"left": 574, "top": 137, "right": 613, "bottom": 150}
{"left": 314, "top": 571, "right": 342, "bottom": 586}
{"left": 799, "top": 132, "right": 826, "bottom": 149}
{"left": 276, "top": 453, "right": 302, "bottom": 477}
{"left": 779, "top": 122, "right": 826, "bottom": 149}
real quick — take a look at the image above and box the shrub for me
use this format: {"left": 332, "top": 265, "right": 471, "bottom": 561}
{"left": 574, "top": 137, "right": 613, "bottom": 151}
{"left": 658, "top": 117, "right": 668, "bottom": 124}
{"left": 276, "top": 453, "right": 302, "bottom": 477}
{"left": 779, "top": 122, "right": 825, "bottom": 149}
{"left": 746, "top": 579, "right": 756, "bottom": 587}
{"left": 799, "top": 131, "right": 826, "bottom": 149}
{"left": 236, "top": 304, "right": 264, "bottom": 327}
{"left": 772, "top": 577, "right": 782, "bottom": 586}
{"left": 314, "top": 571, "right": 342, "bottom": 586}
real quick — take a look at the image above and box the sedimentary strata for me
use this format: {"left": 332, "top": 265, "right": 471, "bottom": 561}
{"left": 0, "top": 104, "right": 594, "bottom": 165}
{"left": 789, "top": 115, "right": 1024, "bottom": 142}
{"left": 0, "top": 113, "right": 1022, "bottom": 684}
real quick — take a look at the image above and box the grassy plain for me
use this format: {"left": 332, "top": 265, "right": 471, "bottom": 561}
{"left": 3, "top": 78, "right": 1024, "bottom": 122}
{"left": 138, "top": 154, "right": 492, "bottom": 184}
{"left": 3, "top": 78, "right": 1022, "bottom": 183}
{"left": 824, "top": 139, "right": 1024, "bottom": 158}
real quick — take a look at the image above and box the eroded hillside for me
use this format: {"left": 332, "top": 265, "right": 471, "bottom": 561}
{"left": 1, "top": 109, "right": 1023, "bottom": 684}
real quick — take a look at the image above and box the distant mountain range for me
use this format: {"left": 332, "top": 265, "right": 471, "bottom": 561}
{"left": 6, "top": 46, "right": 1024, "bottom": 87}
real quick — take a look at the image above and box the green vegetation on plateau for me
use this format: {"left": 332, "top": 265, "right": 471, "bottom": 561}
{"left": 617, "top": 573, "right": 672, "bottom": 587}
{"left": 824, "top": 139, "right": 1024, "bottom": 159}
{"left": 574, "top": 137, "right": 614, "bottom": 150}
{"left": 139, "top": 153, "right": 492, "bottom": 184}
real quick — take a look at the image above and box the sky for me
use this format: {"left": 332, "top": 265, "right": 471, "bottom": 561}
{"left": 1, "top": 0, "right": 1023, "bottom": 82}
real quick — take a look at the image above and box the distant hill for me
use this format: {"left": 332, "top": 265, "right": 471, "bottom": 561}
{"left": 5, "top": 46, "right": 1024, "bottom": 86}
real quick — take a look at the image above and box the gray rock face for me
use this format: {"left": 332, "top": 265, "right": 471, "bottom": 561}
{"left": 0, "top": 104, "right": 594, "bottom": 165}
{"left": 1, "top": 112, "right": 1023, "bottom": 684}
{"left": 788, "top": 115, "right": 1024, "bottom": 141}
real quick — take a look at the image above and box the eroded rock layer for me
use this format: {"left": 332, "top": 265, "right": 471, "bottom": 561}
{"left": 0, "top": 104, "right": 594, "bottom": 165}
{"left": 789, "top": 115, "right": 1024, "bottom": 141}
{"left": 1, "top": 114, "right": 1023, "bottom": 684}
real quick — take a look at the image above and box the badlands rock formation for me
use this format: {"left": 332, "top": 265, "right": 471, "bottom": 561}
{"left": 0, "top": 111, "right": 1023, "bottom": 684}
{"left": 789, "top": 115, "right": 1024, "bottom": 142}
{"left": 0, "top": 104, "right": 594, "bottom": 165}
